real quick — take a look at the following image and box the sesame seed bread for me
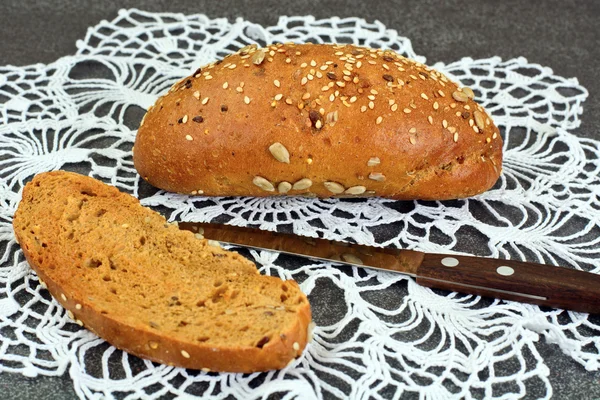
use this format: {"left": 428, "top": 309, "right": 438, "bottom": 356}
{"left": 134, "top": 43, "right": 502, "bottom": 200}
{"left": 13, "top": 171, "right": 312, "bottom": 372}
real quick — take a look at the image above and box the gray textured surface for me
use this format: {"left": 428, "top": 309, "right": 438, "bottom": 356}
{"left": 1, "top": 0, "right": 599, "bottom": 399}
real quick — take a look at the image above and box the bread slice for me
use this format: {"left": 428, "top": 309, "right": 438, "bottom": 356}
{"left": 12, "top": 171, "right": 312, "bottom": 372}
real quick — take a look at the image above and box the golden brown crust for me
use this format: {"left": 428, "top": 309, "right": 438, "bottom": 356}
{"left": 134, "top": 43, "right": 502, "bottom": 200}
{"left": 13, "top": 171, "right": 312, "bottom": 372}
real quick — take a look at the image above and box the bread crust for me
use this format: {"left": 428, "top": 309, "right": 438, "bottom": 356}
{"left": 134, "top": 43, "right": 502, "bottom": 200}
{"left": 13, "top": 171, "right": 312, "bottom": 372}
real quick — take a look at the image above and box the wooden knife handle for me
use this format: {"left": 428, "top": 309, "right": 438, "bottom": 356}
{"left": 416, "top": 253, "right": 600, "bottom": 314}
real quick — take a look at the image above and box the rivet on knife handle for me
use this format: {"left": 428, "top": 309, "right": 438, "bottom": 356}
{"left": 416, "top": 254, "right": 600, "bottom": 314}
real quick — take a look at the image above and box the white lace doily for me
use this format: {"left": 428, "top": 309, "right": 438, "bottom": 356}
{"left": 1, "top": 9, "right": 599, "bottom": 400}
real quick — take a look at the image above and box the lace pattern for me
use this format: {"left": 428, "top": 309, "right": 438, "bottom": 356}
{"left": 0, "top": 9, "right": 599, "bottom": 399}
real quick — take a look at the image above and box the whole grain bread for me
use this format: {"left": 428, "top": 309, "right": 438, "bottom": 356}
{"left": 134, "top": 43, "right": 502, "bottom": 200}
{"left": 13, "top": 171, "right": 312, "bottom": 372}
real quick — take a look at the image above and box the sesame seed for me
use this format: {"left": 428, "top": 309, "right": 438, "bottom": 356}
{"left": 473, "top": 125, "right": 480, "bottom": 133}
{"left": 403, "top": 108, "right": 411, "bottom": 114}
{"left": 335, "top": 51, "right": 344, "bottom": 55}
{"left": 438, "top": 90, "right": 445, "bottom": 97}
{"left": 329, "top": 94, "right": 335, "bottom": 102}
{"left": 274, "top": 93, "right": 283, "bottom": 101}
{"left": 350, "top": 96, "right": 357, "bottom": 103}
{"left": 274, "top": 80, "right": 281, "bottom": 88}
{"left": 301, "top": 62, "right": 307, "bottom": 68}
{"left": 427, "top": 116, "right": 433, "bottom": 124}
{"left": 369, "top": 101, "right": 375, "bottom": 110}
{"left": 67, "top": 310, "right": 74, "bottom": 320}
{"left": 353, "top": 76, "right": 359, "bottom": 84}
{"left": 357, "top": 61, "right": 362, "bottom": 68}
{"left": 320, "top": 65, "right": 328, "bottom": 70}
{"left": 285, "top": 98, "right": 293, "bottom": 105}
{"left": 228, "top": 64, "right": 237, "bottom": 69}
{"left": 433, "top": 102, "right": 439, "bottom": 110}
{"left": 370, "top": 89, "right": 379, "bottom": 95}
{"left": 486, "top": 137, "right": 491, "bottom": 143}
{"left": 186, "top": 135, "right": 193, "bottom": 141}
{"left": 302, "top": 92, "right": 311, "bottom": 100}
{"left": 301, "top": 77, "right": 308, "bottom": 85}
{"left": 316, "top": 71, "right": 323, "bottom": 78}
{"left": 293, "top": 342, "right": 300, "bottom": 351}
{"left": 201, "top": 97, "right": 209, "bottom": 105}
{"left": 453, "top": 132, "right": 459, "bottom": 142}
{"left": 310, "top": 60, "right": 317, "bottom": 67}
{"left": 493, "top": 132, "right": 498, "bottom": 139}
{"left": 469, "top": 119, "right": 474, "bottom": 127}
{"left": 448, "top": 127, "right": 456, "bottom": 134}
{"left": 181, "top": 350, "right": 190, "bottom": 358}
{"left": 376, "top": 116, "right": 383, "bottom": 124}
{"left": 321, "top": 85, "right": 330, "bottom": 92}
{"left": 361, "top": 105, "right": 367, "bottom": 112}
{"left": 61, "top": 293, "right": 67, "bottom": 301}
{"left": 236, "top": 87, "right": 243, "bottom": 93}
{"left": 204, "top": 75, "right": 213, "bottom": 80}
{"left": 76, "top": 304, "right": 82, "bottom": 310}
{"left": 181, "top": 115, "right": 188, "bottom": 124}
{"left": 368, "top": 95, "right": 376, "bottom": 101}
{"left": 244, "top": 96, "right": 251, "bottom": 104}
{"left": 383, "top": 64, "right": 390, "bottom": 70}
{"left": 222, "top": 82, "right": 229, "bottom": 89}
{"left": 285, "top": 58, "right": 291, "bottom": 63}
{"left": 368, "top": 60, "right": 377, "bottom": 65}
{"left": 456, "top": 111, "right": 462, "bottom": 117}
{"left": 391, "top": 104, "right": 398, "bottom": 112}
{"left": 409, "top": 127, "right": 417, "bottom": 133}
{"left": 149, "top": 341, "right": 158, "bottom": 349}
{"left": 442, "top": 120, "right": 448, "bottom": 128}
{"left": 421, "top": 93, "right": 429, "bottom": 100}
{"left": 336, "top": 81, "right": 345, "bottom": 87}
{"left": 193, "top": 91, "right": 200, "bottom": 99}
{"left": 315, "top": 120, "right": 322, "bottom": 129}
{"left": 409, "top": 136, "right": 416, "bottom": 145}
{"left": 388, "top": 99, "right": 395, "bottom": 105}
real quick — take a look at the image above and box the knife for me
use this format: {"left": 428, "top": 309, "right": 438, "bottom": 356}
{"left": 179, "top": 222, "right": 600, "bottom": 314}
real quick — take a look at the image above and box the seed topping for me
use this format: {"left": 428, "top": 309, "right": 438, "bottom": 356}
{"left": 369, "top": 172, "right": 386, "bottom": 182}
{"left": 345, "top": 186, "right": 366, "bottom": 195}
{"left": 324, "top": 181, "right": 345, "bottom": 194}
{"left": 253, "top": 176, "right": 275, "bottom": 192}
{"left": 293, "top": 178, "right": 313, "bottom": 190}
{"left": 278, "top": 182, "right": 292, "bottom": 194}
{"left": 269, "top": 142, "right": 290, "bottom": 163}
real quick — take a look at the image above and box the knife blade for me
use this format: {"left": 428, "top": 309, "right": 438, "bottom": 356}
{"left": 179, "top": 222, "right": 600, "bottom": 314}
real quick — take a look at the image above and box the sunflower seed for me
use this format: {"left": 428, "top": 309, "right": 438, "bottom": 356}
{"left": 452, "top": 90, "right": 469, "bottom": 102}
{"left": 367, "top": 157, "right": 380, "bottom": 167}
{"left": 324, "top": 181, "right": 345, "bottom": 194}
{"left": 462, "top": 87, "right": 475, "bottom": 99}
{"left": 278, "top": 181, "right": 292, "bottom": 193}
{"left": 292, "top": 178, "right": 313, "bottom": 190}
{"left": 268, "top": 142, "right": 290, "bottom": 163}
{"left": 252, "top": 51, "right": 266, "bottom": 65}
{"left": 345, "top": 186, "right": 366, "bottom": 195}
{"left": 473, "top": 110, "right": 485, "bottom": 131}
{"left": 368, "top": 172, "right": 386, "bottom": 182}
{"left": 341, "top": 253, "right": 363, "bottom": 265}
{"left": 253, "top": 176, "right": 275, "bottom": 191}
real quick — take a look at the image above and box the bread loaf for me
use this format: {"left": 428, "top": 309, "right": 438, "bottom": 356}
{"left": 134, "top": 43, "right": 502, "bottom": 200}
{"left": 13, "top": 171, "right": 312, "bottom": 372}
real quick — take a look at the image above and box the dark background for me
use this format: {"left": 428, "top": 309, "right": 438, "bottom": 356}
{"left": 1, "top": 0, "right": 599, "bottom": 398}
